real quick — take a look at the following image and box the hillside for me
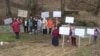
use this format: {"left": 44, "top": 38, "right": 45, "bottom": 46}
{"left": 0, "top": 0, "right": 100, "bottom": 25}
{"left": 0, "top": 0, "right": 98, "bottom": 16}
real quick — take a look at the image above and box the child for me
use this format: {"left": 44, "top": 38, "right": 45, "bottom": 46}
{"left": 71, "top": 27, "right": 76, "bottom": 46}
{"left": 52, "top": 26, "right": 59, "bottom": 46}
{"left": 93, "top": 28, "right": 99, "bottom": 43}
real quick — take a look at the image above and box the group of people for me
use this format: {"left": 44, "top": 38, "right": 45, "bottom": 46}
{"left": 22, "top": 16, "right": 60, "bottom": 35}
{"left": 11, "top": 16, "right": 99, "bottom": 47}
{"left": 52, "top": 26, "right": 99, "bottom": 47}
{"left": 11, "top": 16, "right": 61, "bottom": 46}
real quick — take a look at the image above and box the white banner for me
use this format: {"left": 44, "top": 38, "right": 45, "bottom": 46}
{"left": 65, "top": 17, "right": 74, "bottom": 23}
{"left": 59, "top": 27, "right": 70, "bottom": 35}
{"left": 87, "top": 28, "right": 94, "bottom": 35}
{"left": 75, "top": 28, "right": 85, "bottom": 37}
{"left": 4, "top": 18, "right": 12, "bottom": 25}
{"left": 23, "top": 10, "right": 28, "bottom": 17}
{"left": 18, "top": 9, "right": 28, "bottom": 17}
{"left": 53, "top": 11, "right": 61, "bottom": 17}
{"left": 41, "top": 12, "right": 49, "bottom": 18}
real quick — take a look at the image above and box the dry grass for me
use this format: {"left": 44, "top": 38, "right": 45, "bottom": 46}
{"left": 0, "top": 33, "right": 99, "bottom": 56}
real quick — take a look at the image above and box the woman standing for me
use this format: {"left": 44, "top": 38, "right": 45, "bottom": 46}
{"left": 12, "top": 18, "right": 21, "bottom": 39}
{"left": 52, "top": 26, "right": 59, "bottom": 46}
{"left": 47, "top": 18, "right": 54, "bottom": 34}
{"left": 42, "top": 18, "right": 47, "bottom": 34}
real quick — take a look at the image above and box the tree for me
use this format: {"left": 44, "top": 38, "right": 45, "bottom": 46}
{"left": 61, "top": 0, "right": 65, "bottom": 18}
{"left": 30, "top": 0, "right": 40, "bottom": 16}
{"left": 94, "top": 0, "right": 100, "bottom": 16}
{"left": 5, "top": 0, "right": 12, "bottom": 17}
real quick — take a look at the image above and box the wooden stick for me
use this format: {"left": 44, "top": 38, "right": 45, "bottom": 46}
{"left": 78, "top": 36, "right": 80, "bottom": 48}
{"left": 62, "top": 35, "right": 65, "bottom": 48}
{"left": 89, "top": 35, "right": 91, "bottom": 44}
{"left": 69, "top": 24, "right": 71, "bottom": 43}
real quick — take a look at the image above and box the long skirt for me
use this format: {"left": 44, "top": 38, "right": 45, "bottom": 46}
{"left": 52, "top": 37, "right": 59, "bottom": 46}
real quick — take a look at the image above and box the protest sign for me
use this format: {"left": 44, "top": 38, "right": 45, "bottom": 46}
{"left": 75, "top": 28, "right": 85, "bottom": 48}
{"left": 4, "top": 18, "right": 12, "bottom": 25}
{"left": 41, "top": 12, "right": 49, "bottom": 18}
{"left": 59, "top": 27, "right": 70, "bottom": 48}
{"left": 59, "top": 27, "right": 70, "bottom": 35}
{"left": 18, "top": 9, "right": 28, "bottom": 17}
{"left": 53, "top": 11, "right": 61, "bottom": 17}
{"left": 65, "top": 17, "right": 74, "bottom": 23}
{"left": 75, "top": 28, "right": 85, "bottom": 37}
{"left": 87, "top": 28, "right": 94, "bottom": 35}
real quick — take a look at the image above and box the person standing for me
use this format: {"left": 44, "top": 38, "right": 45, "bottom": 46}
{"left": 93, "top": 28, "right": 99, "bottom": 43}
{"left": 52, "top": 26, "right": 59, "bottom": 46}
{"left": 32, "top": 17, "right": 38, "bottom": 34}
{"left": 55, "top": 18, "right": 61, "bottom": 38}
{"left": 23, "top": 18, "right": 28, "bottom": 33}
{"left": 70, "top": 27, "right": 77, "bottom": 46}
{"left": 37, "top": 18, "right": 42, "bottom": 34}
{"left": 47, "top": 18, "right": 54, "bottom": 34}
{"left": 42, "top": 18, "right": 47, "bottom": 34}
{"left": 55, "top": 18, "right": 61, "bottom": 28}
{"left": 12, "top": 18, "right": 21, "bottom": 39}
{"left": 28, "top": 16, "right": 33, "bottom": 34}
{"left": 66, "top": 24, "right": 71, "bottom": 43}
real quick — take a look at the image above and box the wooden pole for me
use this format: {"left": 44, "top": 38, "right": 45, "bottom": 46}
{"left": 69, "top": 24, "right": 71, "bottom": 43}
{"left": 89, "top": 35, "right": 91, "bottom": 44}
{"left": 62, "top": 35, "right": 65, "bottom": 48}
{"left": 61, "top": 0, "right": 65, "bottom": 18}
{"left": 78, "top": 36, "right": 80, "bottom": 48}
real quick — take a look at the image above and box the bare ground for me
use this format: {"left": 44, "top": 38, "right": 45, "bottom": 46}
{"left": 0, "top": 38, "right": 91, "bottom": 56}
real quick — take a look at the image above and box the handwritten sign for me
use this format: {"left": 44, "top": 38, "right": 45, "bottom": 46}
{"left": 87, "top": 28, "right": 94, "bottom": 35}
{"left": 41, "top": 12, "right": 49, "bottom": 18}
{"left": 65, "top": 17, "right": 74, "bottom": 23}
{"left": 4, "top": 18, "right": 12, "bottom": 25}
{"left": 75, "top": 28, "right": 85, "bottom": 37}
{"left": 18, "top": 9, "right": 28, "bottom": 17}
{"left": 53, "top": 11, "right": 61, "bottom": 17}
{"left": 59, "top": 27, "right": 70, "bottom": 35}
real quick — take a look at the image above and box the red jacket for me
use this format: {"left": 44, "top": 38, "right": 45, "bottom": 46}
{"left": 52, "top": 29, "right": 59, "bottom": 37}
{"left": 12, "top": 21, "right": 21, "bottom": 32}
